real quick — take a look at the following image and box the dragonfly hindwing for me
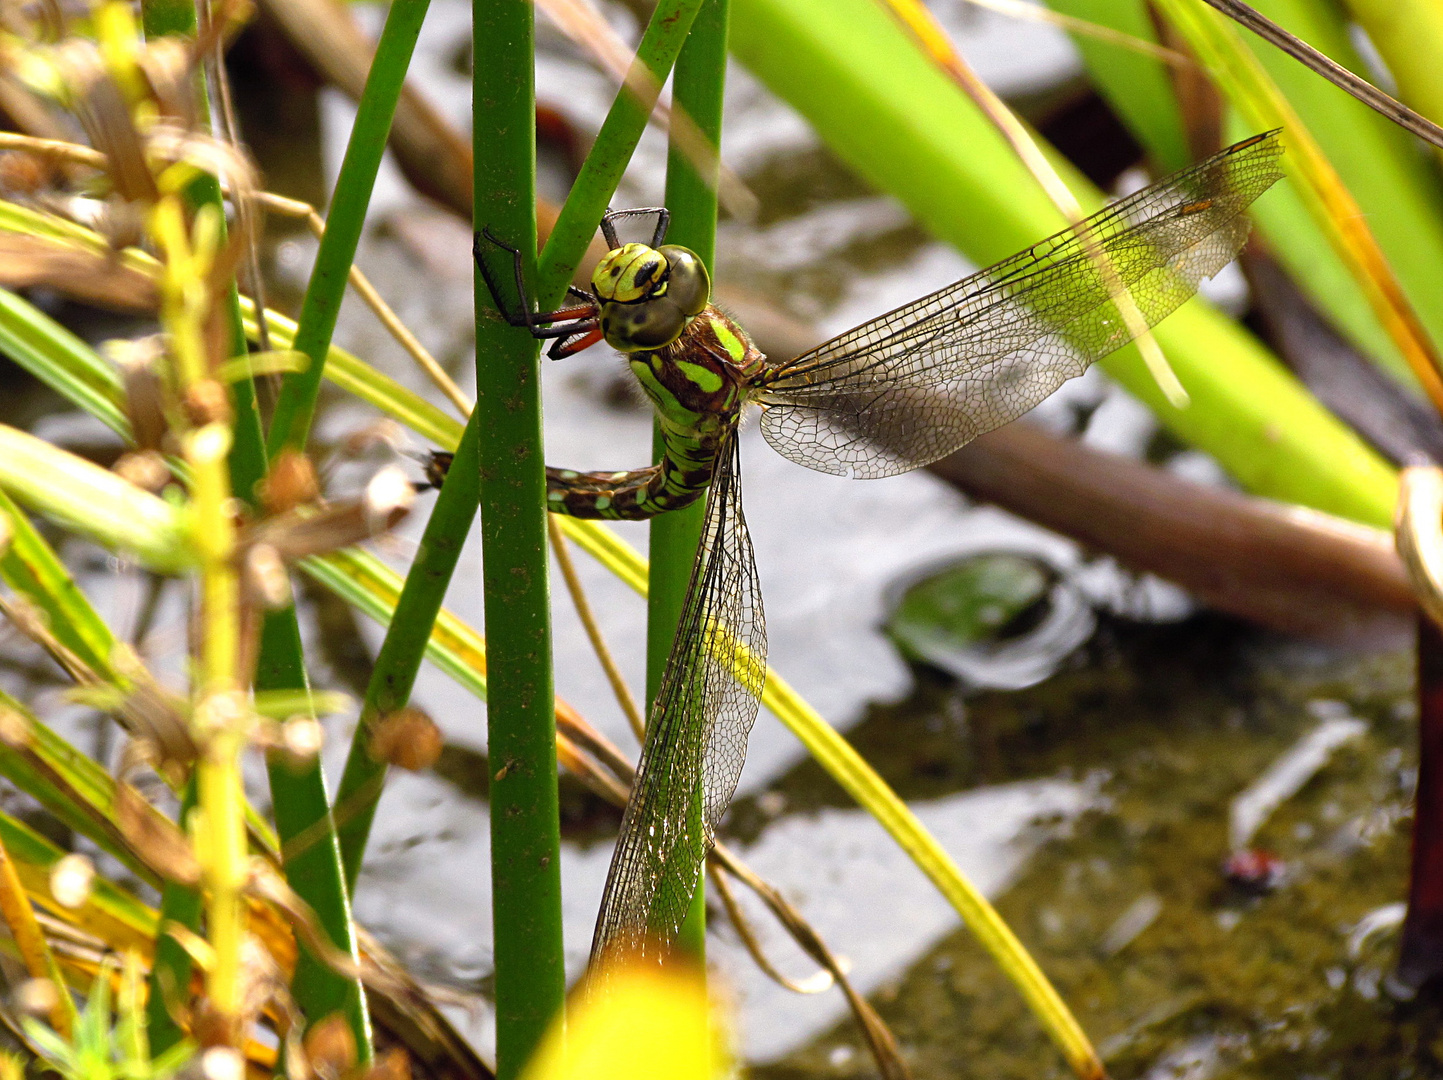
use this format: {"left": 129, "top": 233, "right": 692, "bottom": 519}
{"left": 591, "top": 428, "right": 766, "bottom": 963}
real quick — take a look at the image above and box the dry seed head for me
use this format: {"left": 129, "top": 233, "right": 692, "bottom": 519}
{"left": 0, "top": 706, "right": 29, "bottom": 748}
{"left": 364, "top": 465, "right": 416, "bottom": 533}
{"left": 249, "top": 465, "right": 414, "bottom": 561}
{"left": 303, "top": 1013, "right": 358, "bottom": 1079}
{"left": 189, "top": 997, "right": 235, "bottom": 1049}
{"left": 369, "top": 707, "right": 443, "bottom": 771}
{"left": 146, "top": 122, "right": 260, "bottom": 203}
{"left": 361, "top": 1048, "right": 411, "bottom": 1080}
{"left": 341, "top": 419, "right": 406, "bottom": 459}
{"left": 106, "top": 335, "right": 168, "bottom": 449}
{"left": 132, "top": 37, "right": 193, "bottom": 125}
{"left": 239, "top": 930, "right": 285, "bottom": 1003}
{"left": 261, "top": 451, "right": 320, "bottom": 514}
{"left": 115, "top": 780, "right": 200, "bottom": 886}
{"left": 0, "top": 151, "right": 50, "bottom": 194}
{"left": 113, "top": 450, "right": 171, "bottom": 493}
{"left": 194, "top": 689, "right": 247, "bottom": 740}
{"left": 118, "top": 735, "right": 160, "bottom": 777}
{"left": 49, "top": 852, "right": 94, "bottom": 909}
{"left": 244, "top": 542, "right": 292, "bottom": 609}
{"left": 118, "top": 681, "right": 198, "bottom": 780}
{"left": 183, "top": 379, "right": 232, "bottom": 428}
{"left": 102, "top": 333, "right": 166, "bottom": 370}
{"left": 185, "top": 421, "right": 232, "bottom": 467}
{"left": 281, "top": 716, "right": 324, "bottom": 760}
{"left": 69, "top": 52, "right": 159, "bottom": 207}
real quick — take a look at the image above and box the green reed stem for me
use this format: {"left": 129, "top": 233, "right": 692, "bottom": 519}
{"left": 255, "top": 613, "right": 371, "bottom": 1056}
{"left": 534, "top": 0, "right": 706, "bottom": 306}
{"left": 334, "top": 415, "right": 480, "bottom": 891}
{"left": 139, "top": 0, "right": 193, "bottom": 36}
{"left": 474, "top": 2, "right": 564, "bottom": 1075}
{"left": 266, "top": 0, "right": 432, "bottom": 457}
{"left": 650, "top": 0, "right": 730, "bottom": 962}
{"left": 254, "top": 0, "right": 432, "bottom": 1055}
{"left": 332, "top": 0, "right": 704, "bottom": 1037}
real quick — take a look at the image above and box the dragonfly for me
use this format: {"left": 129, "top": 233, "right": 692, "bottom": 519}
{"left": 470, "top": 130, "right": 1285, "bottom": 965}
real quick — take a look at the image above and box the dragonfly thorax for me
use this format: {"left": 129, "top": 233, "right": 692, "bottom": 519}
{"left": 592, "top": 242, "right": 712, "bottom": 353}
{"left": 626, "top": 307, "right": 763, "bottom": 430}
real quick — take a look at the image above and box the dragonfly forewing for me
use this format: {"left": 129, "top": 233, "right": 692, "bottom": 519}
{"left": 754, "top": 131, "right": 1285, "bottom": 478}
{"left": 591, "top": 428, "right": 766, "bottom": 964}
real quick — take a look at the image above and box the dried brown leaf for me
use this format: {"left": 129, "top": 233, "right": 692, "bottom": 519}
{"left": 115, "top": 781, "right": 200, "bottom": 886}
{"left": 0, "top": 230, "right": 156, "bottom": 311}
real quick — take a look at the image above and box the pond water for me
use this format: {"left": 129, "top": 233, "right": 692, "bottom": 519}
{"left": 3, "top": 0, "right": 1437, "bottom": 1076}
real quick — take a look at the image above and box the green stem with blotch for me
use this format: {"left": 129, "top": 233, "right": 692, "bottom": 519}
{"left": 473, "top": 1, "right": 565, "bottom": 1075}
{"left": 257, "top": 0, "right": 435, "bottom": 1056}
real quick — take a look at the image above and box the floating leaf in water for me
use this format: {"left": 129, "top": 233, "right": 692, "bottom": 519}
{"left": 883, "top": 552, "right": 1096, "bottom": 691}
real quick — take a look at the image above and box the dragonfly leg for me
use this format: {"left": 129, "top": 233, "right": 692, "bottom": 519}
{"left": 513, "top": 317, "right": 602, "bottom": 360}
{"left": 474, "top": 229, "right": 601, "bottom": 342}
{"left": 546, "top": 324, "right": 603, "bottom": 360}
{"left": 599, "top": 206, "right": 670, "bottom": 250}
{"left": 473, "top": 228, "right": 535, "bottom": 329}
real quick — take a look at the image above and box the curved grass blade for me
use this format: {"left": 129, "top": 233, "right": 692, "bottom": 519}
{"left": 0, "top": 288, "right": 129, "bottom": 438}
{"left": 0, "top": 810, "right": 158, "bottom": 953}
{"left": 0, "top": 827, "right": 77, "bottom": 1036}
{"left": 758, "top": 132, "right": 1283, "bottom": 478}
{"left": 591, "top": 430, "right": 765, "bottom": 963}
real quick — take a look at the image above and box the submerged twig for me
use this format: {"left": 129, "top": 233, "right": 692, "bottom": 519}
{"left": 707, "top": 863, "right": 830, "bottom": 995}
{"left": 709, "top": 843, "right": 911, "bottom": 1080}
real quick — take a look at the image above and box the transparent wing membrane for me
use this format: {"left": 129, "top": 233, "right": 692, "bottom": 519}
{"left": 755, "top": 132, "right": 1285, "bottom": 478}
{"left": 590, "top": 430, "right": 766, "bottom": 963}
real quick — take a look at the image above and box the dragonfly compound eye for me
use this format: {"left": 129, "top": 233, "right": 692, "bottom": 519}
{"left": 600, "top": 297, "right": 688, "bottom": 351}
{"left": 657, "top": 245, "right": 711, "bottom": 317}
{"left": 592, "top": 242, "right": 670, "bottom": 304}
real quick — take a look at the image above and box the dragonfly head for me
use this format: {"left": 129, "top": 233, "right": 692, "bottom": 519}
{"left": 592, "top": 242, "right": 711, "bottom": 352}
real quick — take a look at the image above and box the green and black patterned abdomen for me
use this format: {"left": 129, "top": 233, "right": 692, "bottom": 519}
{"left": 544, "top": 453, "right": 712, "bottom": 520}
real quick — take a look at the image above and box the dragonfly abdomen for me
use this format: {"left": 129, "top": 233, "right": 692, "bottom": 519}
{"left": 544, "top": 453, "right": 717, "bottom": 519}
